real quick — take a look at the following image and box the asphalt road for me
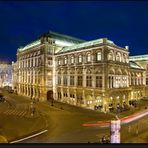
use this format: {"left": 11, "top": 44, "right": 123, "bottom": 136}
{"left": 1, "top": 89, "right": 148, "bottom": 143}
{"left": 19, "top": 101, "right": 148, "bottom": 143}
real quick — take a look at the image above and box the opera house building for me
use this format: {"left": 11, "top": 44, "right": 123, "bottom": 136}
{"left": 12, "top": 31, "right": 148, "bottom": 112}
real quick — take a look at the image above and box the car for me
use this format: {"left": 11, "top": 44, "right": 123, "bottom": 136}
{"left": 0, "top": 96, "right": 5, "bottom": 102}
{"left": 8, "top": 90, "right": 14, "bottom": 93}
{"left": 141, "top": 97, "right": 148, "bottom": 101}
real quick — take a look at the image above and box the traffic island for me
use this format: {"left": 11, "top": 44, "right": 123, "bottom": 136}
{"left": 0, "top": 135, "right": 8, "bottom": 143}
{"left": 0, "top": 113, "right": 48, "bottom": 143}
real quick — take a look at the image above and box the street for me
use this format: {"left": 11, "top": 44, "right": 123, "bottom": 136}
{"left": 0, "top": 89, "right": 148, "bottom": 143}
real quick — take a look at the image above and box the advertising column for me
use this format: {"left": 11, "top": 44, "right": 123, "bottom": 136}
{"left": 110, "top": 120, "right": 121, "bottom": 143}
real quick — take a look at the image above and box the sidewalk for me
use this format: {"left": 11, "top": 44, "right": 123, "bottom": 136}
{"left": 114, "top": 100, "right": 148, "bottom": 118}
{"left": 81, "top": 100, "right": 148, "bottom": 127}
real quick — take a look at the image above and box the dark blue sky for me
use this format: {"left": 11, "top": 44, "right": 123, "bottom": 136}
{"left": 0, "top": 1, "right": 148, "bottom": 62}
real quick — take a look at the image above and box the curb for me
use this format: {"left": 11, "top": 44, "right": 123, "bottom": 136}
{"left": 9, "top": 129, "right": 48, "bottom": 143}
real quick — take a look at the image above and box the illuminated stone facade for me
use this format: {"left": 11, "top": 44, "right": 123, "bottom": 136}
{"left": 129, "top": 55, "right": 148, "bottom": 97}
{"left": 13, "top": 31, "right": 147, "bottom": 112}
{"left": 14, "top": 32, "right": 84, "bottom": 101}
{"left": 0, "top": 61, "right": 12, "bottom": 88}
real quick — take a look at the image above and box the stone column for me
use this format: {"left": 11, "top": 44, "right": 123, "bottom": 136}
{"left": 102, "top": 93, "right": 109, "bottom": 113}
{"left": 23, "top": 84, "right": 26, "bottom": 96}
{"left": 83, "top": 68, "right": 86, "bottom": 87}
{"left": 33, "top": 86, "right": 35, "bottom": 99}
{"left": 82, "top": 90, "right": 86, "bottom": 107}
{"left": 67, "top": 88, "right": 70, "bottom": 101}
{"left": 120, "top": 75, "right": 123, "bottom": 87}
{"left": 92, "top": 74, "right": 95, "bottom": 88}
{"left": 92, "top": 90, "right": 95, "bottom": 107}
{"left": 61, "top": 88, "right": 64, "bottom": 102}
{"left": 74, "top": 89, "right": 77, "bottom": 106}
{"left": 26, "top": 85, "right": 28, "bottom": 96}
{"left": 67, "top": 70, "right": 70, "bottom": 87}
{"left": 61, "top": 73, "right": 63, "bottom": 86}
{"left": 30, "top": 85, "right": 32, "bottom": 97}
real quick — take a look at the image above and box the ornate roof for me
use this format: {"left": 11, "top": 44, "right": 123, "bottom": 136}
{"left": 45, "top": 31, "right": 85, "bottom": 44}
{"left": 129, "top": 61, "right": 144, "bottom": 69}
{"left": 18, "top": 31, "right": 85, "bottom": 52}
{"left": 58, "top": 38, "right": 126, "bottom": 53}
{"left": 129, "top": 55, "right": 148, "bottom": 61}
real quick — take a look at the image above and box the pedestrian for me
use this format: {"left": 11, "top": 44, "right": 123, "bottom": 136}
{"left": 33, "top": 99, "right": 36, "bottom": 104}
{"left": 32, "top": 107, "right": 35, "bottom": 115}
{"left": 102, "top": 136, "right": 106, "bottom": 143}
{"left": 106, "top": 137, "right": 110, "bottom": 143}
{"left": 136, "top": 124, "right": 138, "bottom": 135}
{"left": 128, "top": 126, "right": 131, "bottom": 134}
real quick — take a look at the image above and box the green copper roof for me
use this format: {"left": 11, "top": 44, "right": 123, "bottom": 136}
{"left": 18, "top": 40, "right": 41, "bottom": 52}
{"left": 18, "top": 31, "right": 85, "bottom": 52}
{"left": 46, "top": 31, "right": 85, "bottom": 44}
{"left": 129, "top": 55, "right": 148, "bottom": 61}
{"left": 58, "top": 38, "right": 115, "bottom": 53}
{"left": 129, "top": 61, "right": 144, "bottom": 69}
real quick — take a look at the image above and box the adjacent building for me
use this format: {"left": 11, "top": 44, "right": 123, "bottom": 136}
{"left": 129, "top": 55, "right": 148, "bottom": 96}
{"left": 12, "top": 31, "right": 147, "bottom": 112}
{"left": 0, "top": 61, "right": 12, "bottom": 88}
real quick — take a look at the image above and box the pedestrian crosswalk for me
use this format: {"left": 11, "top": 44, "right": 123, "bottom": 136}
{"left": 3, "top": 109, "right": 37, "bottom": 118}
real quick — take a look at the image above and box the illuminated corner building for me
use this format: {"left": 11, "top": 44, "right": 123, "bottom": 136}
{"left": 0, "top": 61, "right": 12, "bottom": 88}
{"left": 14, "top": 31, "right": 84, "bottom": 101}
{"left": 13, "top": 31, "right": 146, "bottom": 112}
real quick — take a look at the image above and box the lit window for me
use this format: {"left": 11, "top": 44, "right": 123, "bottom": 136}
{"left": 116, "top": 52, "right": 121, "bottom": 62}
{"left": 78, "top": 55, "right": 82, "bottom": 63}
{"left": 108, "top": 52, "right": 114, "bottom": 61}
{"left": 58, "top": 59, "right": 61, "bottom": 65}
{"left": 96, "top": 52, "right": 101, "bottom": 61}
{"left": 87, "top": 53, "right": 91, "bottom": 62}
{"left": 71, "top": 56, "right": 74, "bottom": 64}
{"left": 64, "top": 57, "right": 67, "bottom": 64}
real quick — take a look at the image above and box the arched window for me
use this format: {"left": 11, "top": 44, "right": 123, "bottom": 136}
{"left": 87, "top": 53, "right": 91, "bottom": 62}
{"left": 78, "top": 55, "right": 82, "bottom": 63}
{"left": 116, "top": 52, "right": 121, "bottom": 62}
{"left": 64, "top": 57, "right": 67, "bottom": 64}
{"left": 71, "top": 56, "right": 74, "bottom": 64}
{"left": 96, "top": 52, "right": 101, "bottom": 61}
{"left": 123, "top": 54, "right": 128, "bottom": 63}
{"left": 108, "top": 52, "right": 114, "bottom": 61}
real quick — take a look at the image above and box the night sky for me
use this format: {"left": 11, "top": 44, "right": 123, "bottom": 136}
{"left": 0, "top": 1, "right": 148, "bottom": 62}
